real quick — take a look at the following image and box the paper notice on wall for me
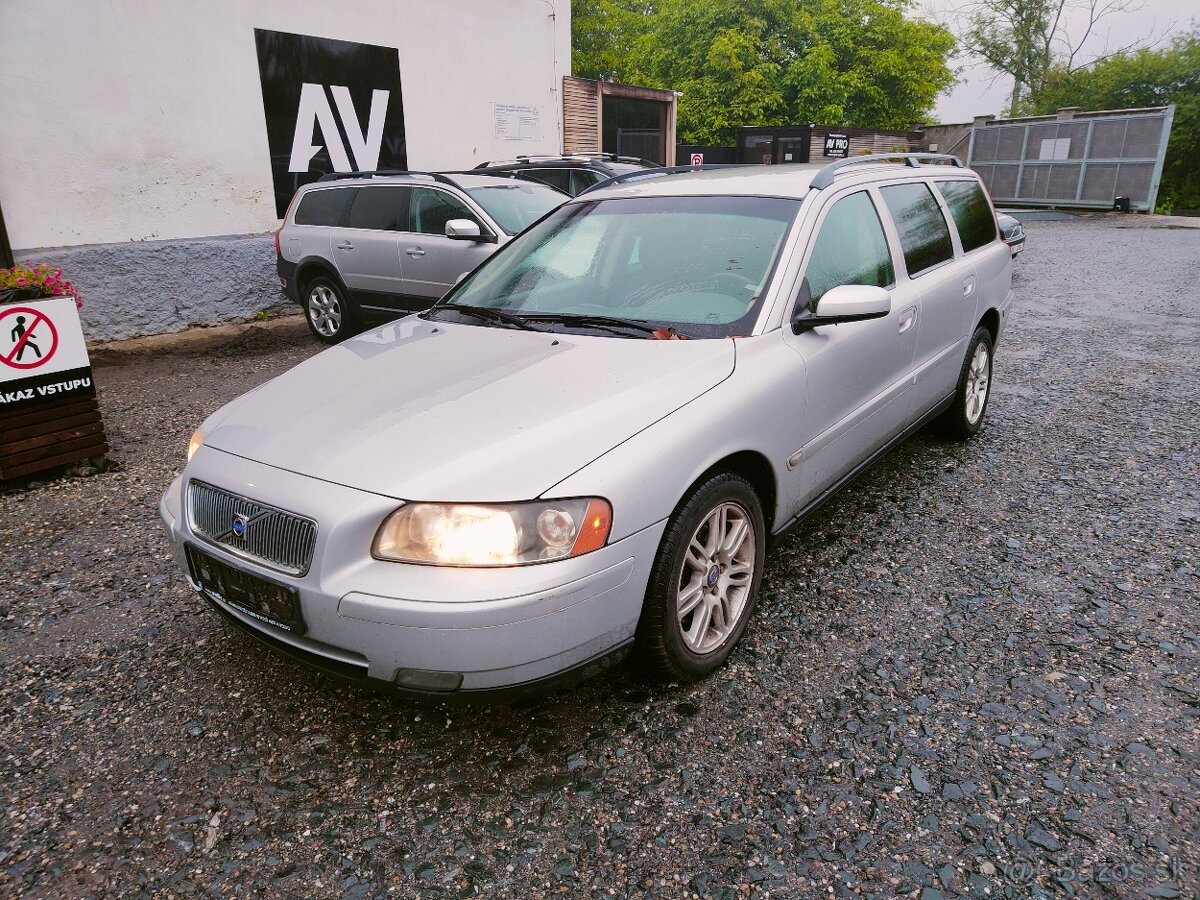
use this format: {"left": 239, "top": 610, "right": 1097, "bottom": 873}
{"left": 494, "top": 104, "right": 540, "bottom": 141}
{"left": 1039, "top": 138, "right": 1071, "bottom": 160}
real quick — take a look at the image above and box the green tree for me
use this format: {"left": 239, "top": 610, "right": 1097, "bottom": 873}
{"left": 572, "top": 0, "right": 654, "bottom": 82}
{"left": 1029, "top": 31, "right": 1200, "bottom": 211}
{"left": 571, "top": 0, "right": 955, "bottom": 146}
{"left": 955, "top": 0, "right": 1153, "bottom": 116}
{"left": 641, "top": 0, "right": 954, "bottom": 144}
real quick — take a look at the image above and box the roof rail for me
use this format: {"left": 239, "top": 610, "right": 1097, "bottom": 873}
{"left": 809, "top": 153, "right": 964, "bottom": 190}
{"left": 579, "top": 163, "right": 752, "bottom": 196}
{"left": 316, "top": 170, "right": 462, "bottom": 189}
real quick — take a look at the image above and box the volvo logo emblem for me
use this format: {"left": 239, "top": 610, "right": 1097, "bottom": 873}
{"left": 707, "top": 565, "right": 720, "bottom": 587}
{"left": 231, "top": 513, "right": 250, "bottom": 538}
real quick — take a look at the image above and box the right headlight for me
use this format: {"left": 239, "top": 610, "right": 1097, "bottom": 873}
{"left": 186, "top": 428, "right": 203, "bottom": 463}
{"left": 372, "top": 498, "right": 612, "bottom": 567}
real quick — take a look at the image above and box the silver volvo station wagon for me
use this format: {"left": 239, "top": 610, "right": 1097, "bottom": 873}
{"left": 160, "top": 155, "right": 1013, "bottom": 696}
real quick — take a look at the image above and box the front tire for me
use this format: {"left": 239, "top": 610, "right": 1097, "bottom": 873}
{"left": 937, "top": 326, "right": 994, "bottom": 439}
{"left": 303, "top": 276, "right": 357, "bottom": 344}
{"left": 636, "top": 472, "right": 766, "bottom": 682}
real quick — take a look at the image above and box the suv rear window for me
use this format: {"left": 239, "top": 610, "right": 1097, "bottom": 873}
{"left": 879, "top": 183, "right": 955, "bottom": 276}
{"left": 294, "top": 188, "right": 352, "bottom": 227}
{"left": 936, "top": 180, "right": 997, "bottom": 253}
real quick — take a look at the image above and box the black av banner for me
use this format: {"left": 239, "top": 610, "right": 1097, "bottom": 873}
{"left": 254, "top": 29, "right": 407, "bottom": 216}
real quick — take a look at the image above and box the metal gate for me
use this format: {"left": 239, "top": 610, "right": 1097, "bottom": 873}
{"left": 967, "top": 106, "right": 1174, "bottom": 212}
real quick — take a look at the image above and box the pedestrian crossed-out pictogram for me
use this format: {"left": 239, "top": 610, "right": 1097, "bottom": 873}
{"left": 0, "top": 306, "right": 59, "bottom": 371}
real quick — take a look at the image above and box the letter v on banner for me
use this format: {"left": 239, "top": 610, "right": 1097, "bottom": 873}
{"left": 289, "top": 83, "right": 389, "bottom": 173}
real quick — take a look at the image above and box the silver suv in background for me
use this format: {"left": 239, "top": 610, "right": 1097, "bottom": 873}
{"left": 275, "top": 171, "right": 566, "bottom": 342}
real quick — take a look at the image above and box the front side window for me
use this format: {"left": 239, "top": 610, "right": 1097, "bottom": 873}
{"left": 408, "top": 188, "right": 480, "bottom": 236}
{"left": 294, "top": 188, "right": 353, "bottom": 226}
{"left": 800, "top": 191, "right": 895, "bottom": 311}
{"left": 879, "top": 182, "right": 955, "bottom": 276}
{"left": 344, "top": 186, "right": 407, "bottom": 231}
{"left": 443, "top": 195, "right": 799, "bottom": 338}
{"left": 936, "top": 179, "right": 998, "bottom": 253}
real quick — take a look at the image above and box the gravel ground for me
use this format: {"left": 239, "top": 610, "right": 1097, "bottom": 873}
{"left": 1, "top": 218, "right": 1197, "bottom": 899}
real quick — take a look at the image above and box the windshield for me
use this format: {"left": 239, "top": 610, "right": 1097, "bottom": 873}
{"left": 441, "top": 195, "right": 799, "bottom": 338}
{"left": 466, "top": 182, "right": 566, "bottom": 235}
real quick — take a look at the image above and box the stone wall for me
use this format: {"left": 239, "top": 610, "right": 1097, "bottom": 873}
{"left": 13, "top": 233, "right": 291, "bottom": 342}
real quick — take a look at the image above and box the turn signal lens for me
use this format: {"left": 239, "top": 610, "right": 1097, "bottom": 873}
{"left": 186, "top": 428, "right": 203, "bottom": 463}
{"left": 373, "top": 498, "right": 612, "bottom": 567}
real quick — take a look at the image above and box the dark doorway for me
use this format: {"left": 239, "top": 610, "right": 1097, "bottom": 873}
{"left": 603, "top": 96, "right": 667, "bottom": 164}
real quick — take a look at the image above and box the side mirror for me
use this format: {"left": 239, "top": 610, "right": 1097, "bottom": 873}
{"left": 445, "top": 219, "right": 493, "bottom": 242}
{"left": 792, "top": 284, "right": 891, "bottom": 334}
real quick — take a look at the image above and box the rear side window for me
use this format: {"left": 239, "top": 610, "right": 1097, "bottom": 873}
{"left": 801, "top": 191, "right": 895, "bottom": 310}
{"left": 879, "top": 183, "right": 955, "bottom": 276}
{"left": 345, "top": 186, "right": 408, "bottom": 231}
{"left": 569, "top": 170, "right": 600, "bottom": 196}
{"left": 936, "top": 180, "right": 998, "bottom": 252}
{"left": 293, "top": 188, "right": 352, "bottom": 226}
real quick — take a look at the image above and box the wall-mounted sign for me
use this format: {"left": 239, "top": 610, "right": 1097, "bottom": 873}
{"left": 255, "top": 29, "right": 408, "bottom": 216}
{"left": 823, "top": 133, "right": 850, "bottom": 158}
{"left": 494, "top": 104, "right": 541, "bottom": 141}
{"left": 690, "top": 152, "right": 704, "bottom": 166}
{"left": 0, "top": 298, "right": 94, "bottom": 410}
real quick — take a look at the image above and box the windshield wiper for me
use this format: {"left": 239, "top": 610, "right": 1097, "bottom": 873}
{"left": 522, "top": 313, "right": 682, "bottom": 338}
{"left": 426, "top": 303, "right": 543, "bottom": 332}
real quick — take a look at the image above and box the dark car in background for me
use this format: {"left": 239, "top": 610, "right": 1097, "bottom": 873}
{"left": 998, "top": 212, "right": 1025, "bottom": 258}
{"left": 471, "top": 153, "right": 659, "bottom": 197}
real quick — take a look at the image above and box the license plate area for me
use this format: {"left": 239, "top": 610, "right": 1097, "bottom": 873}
{"left": 186, "top": 544, "right": 307, "bottom": 635}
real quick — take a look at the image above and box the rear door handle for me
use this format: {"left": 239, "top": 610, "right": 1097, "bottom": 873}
{"left": 962, "top": 275, "right": 976, "bottom": 297}
{"left": 336, "top": 241, "right": 354, "bottom": 251}
{"left": 405, "top": 247, "right": 425, "bottom": 258}
{"left": 898, "top": 306, "right": 916, "bottom": 335}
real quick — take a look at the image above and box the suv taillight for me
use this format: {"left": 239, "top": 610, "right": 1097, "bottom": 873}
{"left": 276, "top": 190, "right": 302, "bottom": 256}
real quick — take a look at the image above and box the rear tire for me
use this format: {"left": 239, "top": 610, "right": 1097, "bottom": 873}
{"left": 303, "top": 275, "right": 357, "bottom": 344}
{"left": 635, "top": 472, "right": 766, "bottom": 682}
{"left": 936, "top": 326, "right": 993, "bottom": 439}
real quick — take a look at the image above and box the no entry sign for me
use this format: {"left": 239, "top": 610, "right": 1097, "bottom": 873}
{"left": 0, "top": 298, "right": 95, "bottom": 411}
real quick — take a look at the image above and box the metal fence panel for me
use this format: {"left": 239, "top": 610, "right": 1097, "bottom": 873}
{"left": 967, "top": 107, "right": 1174, "bottom": 211}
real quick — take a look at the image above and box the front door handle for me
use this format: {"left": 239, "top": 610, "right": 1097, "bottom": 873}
{"left": 898, "top": 306, "right": 916, "bottom": 335}
{"left": 962, "top": 275, "right": 976, "bottom": 297}
{"left": 405, "top": 247, "right": 426, "bottom": 258}
{"left": 336, "top": 241, "right": 354, "bottom": 251}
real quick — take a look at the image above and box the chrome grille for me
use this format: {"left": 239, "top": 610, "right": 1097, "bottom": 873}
{"left": 187, "top": 480, "right": 317, "bottom": 576}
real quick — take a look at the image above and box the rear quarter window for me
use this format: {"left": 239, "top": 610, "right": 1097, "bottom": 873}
{"left": 936, "top": 180, "right": 998, "bottom": 253}
{"left": 293, "top": 188, "right": 353, "bottom": 226}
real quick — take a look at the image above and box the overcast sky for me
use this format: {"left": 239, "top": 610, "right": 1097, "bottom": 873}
{"left": 922, "top": 0, "right": 1195, "bottom": 123}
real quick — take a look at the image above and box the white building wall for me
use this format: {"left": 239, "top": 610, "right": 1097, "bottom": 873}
{"left": 0, "top": 0, "right": 569, "bottom": 249}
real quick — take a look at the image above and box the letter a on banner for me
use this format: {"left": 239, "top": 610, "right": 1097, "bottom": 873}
{"left": 290, "top": 83, "right": 353, "bottom": 172}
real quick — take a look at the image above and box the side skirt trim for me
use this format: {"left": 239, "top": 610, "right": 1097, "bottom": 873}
{"left": 771, "top": 391, "right": 955, "bottom": 542}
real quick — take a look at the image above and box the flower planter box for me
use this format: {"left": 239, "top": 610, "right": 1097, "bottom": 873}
{"left": 0, "top": 294, "right": 108, "bottom": 481}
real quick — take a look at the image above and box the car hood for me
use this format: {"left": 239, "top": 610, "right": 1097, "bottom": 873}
{"left": 202, "top": 317, "right": 735, "bottom": 501}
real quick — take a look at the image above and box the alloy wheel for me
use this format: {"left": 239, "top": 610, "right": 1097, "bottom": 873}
{"left": 676, "top": 502, "right": 756, "bottom": 654}
{"left": 308, "top": 285, "right": 342, "bottom": 337}
{"left": 965, "top": 342, "right": 990, "bottom": 424}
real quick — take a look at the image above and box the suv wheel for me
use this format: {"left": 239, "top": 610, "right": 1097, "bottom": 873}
{"left": 636, "top": 472, "right": 766, "bottom": 682}
{"left": 304, "top": 276, "right": 356, "bottom": 344}
{"left": 937, "top": 326, "right": 993, "bottom": 439}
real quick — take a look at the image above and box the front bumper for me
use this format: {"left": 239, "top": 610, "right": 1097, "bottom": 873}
{"left": 159, "top": 447, "right": 664, "bottom": 695}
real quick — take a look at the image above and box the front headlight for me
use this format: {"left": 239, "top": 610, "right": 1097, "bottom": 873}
{"left": 186, "top": 428, "right": 203, "bottom": 463}
{"left": 372, "top": 498, "right": 612, "bottom": 567}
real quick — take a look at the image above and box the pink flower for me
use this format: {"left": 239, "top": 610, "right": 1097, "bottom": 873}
{"left": 15, "top": 277, "right": 27, "bottom": 287}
